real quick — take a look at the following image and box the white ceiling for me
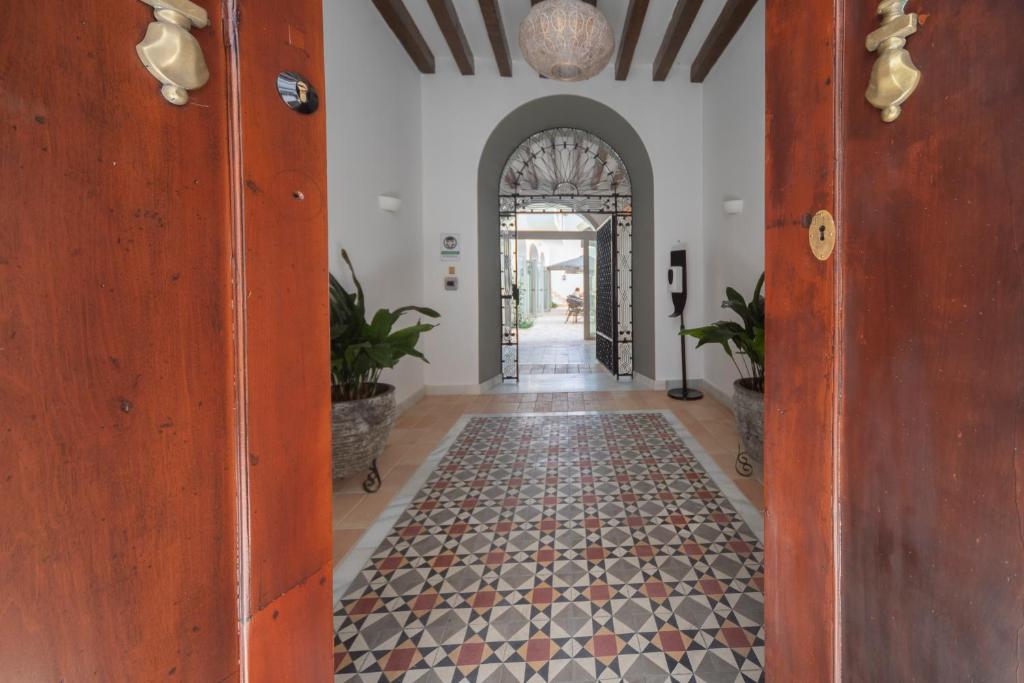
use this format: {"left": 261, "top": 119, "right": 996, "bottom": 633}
{"left": 402, "top": 0, "right": 728, "bottom": 79}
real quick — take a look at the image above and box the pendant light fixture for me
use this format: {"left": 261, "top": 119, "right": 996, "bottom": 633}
{"left": 519, "top": 0, "right": 615, "bottom": 82}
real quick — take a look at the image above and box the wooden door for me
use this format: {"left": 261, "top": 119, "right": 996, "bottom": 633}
{"left": 767, "top": 1, "right": 1024, "bottom": 680}
{"left": 0, "top": 0, "right": 331, "bottom": 680}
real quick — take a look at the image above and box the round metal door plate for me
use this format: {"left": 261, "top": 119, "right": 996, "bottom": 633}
{"left": 809, "top": 209, "right": 836, "bottom": 261}
{"left": 276, "top": 71, "right": 319, "bottom": 114}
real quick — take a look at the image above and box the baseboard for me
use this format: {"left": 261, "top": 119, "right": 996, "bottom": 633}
{"left": 701, "top": 381, "right": 735, "bottom": 413}
{"left": 631, "top": 373, "right": 664, "bottom": 389}
{"left": 656, "top": 376, "right": 706, "bottom": 391}
{"left": 396, "top": 386, "right": 426, "bottom": 414}
{"left": 426, "top": 374, "right": 502, "bottom": 396}
{"left": 661, "top": 378, "right": 733, "bottom": 411}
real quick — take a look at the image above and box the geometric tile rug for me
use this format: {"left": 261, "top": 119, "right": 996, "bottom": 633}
{"left": 333, "top": 412, "right": 764, "bottom": 682}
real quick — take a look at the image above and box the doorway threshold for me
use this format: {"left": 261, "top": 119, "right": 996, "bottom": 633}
{"left": 487, "top": 372, "right": 659, "bottom": 394}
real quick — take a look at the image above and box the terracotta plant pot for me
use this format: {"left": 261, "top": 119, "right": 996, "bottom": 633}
{"left": 330, "top": 383, "right": 396, "bottom": 491}
{"left": 733, "top": 378, "right": 764, "bottom": 466}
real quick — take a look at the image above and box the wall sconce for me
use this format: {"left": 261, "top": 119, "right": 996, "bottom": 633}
{"left": 378, "top": 194, "right": 401, "bottom": 213}
{"left": 723, "top": 199, "right": 744, "bottom": 215}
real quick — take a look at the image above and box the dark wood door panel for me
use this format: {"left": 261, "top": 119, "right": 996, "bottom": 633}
{"left": 0, "top": 2, "right": 239, "bottom": 680}
{"left": 764, "top": 2, "right": 839, "bottom": 680}
{"left": 1, "top": 0, "right": 334, "bottom": 678}
{"left": 838, "top": 2, "right": 1024, "bottom": 680}
{"left": 232, "top": 0, "right": 333, "bottom": 678}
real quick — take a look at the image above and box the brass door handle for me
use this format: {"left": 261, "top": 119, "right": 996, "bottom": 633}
{"left": 865, "top": 0, "right": 921, "bottom": 123}
{"left": 136, "top": 0, "right": 210, "bottom": 105}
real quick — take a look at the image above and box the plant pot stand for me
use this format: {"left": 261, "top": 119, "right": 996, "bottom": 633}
{"left": 734, "top": 446, "right": 755, "bottom": 477}
{"left": 332, "top": 384, "right": 397, "bottom": 493}
{"left": 362, "top": 459, "right": 382, "bottom": 493}
{"left": 732, "top": 378, "right": 764, "bottom": 470}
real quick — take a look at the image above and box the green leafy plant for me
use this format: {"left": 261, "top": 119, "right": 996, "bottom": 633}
{"left": 517, "top": 313, "right": 535, "bottom": 330}
{"left": 681, "top": 272, "right": 764, "bottom": 393}
{"left": 330, "top": 250, "right": 439, "bottom": 402}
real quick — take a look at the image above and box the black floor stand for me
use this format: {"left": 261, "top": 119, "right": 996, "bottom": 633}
{"left": 668, "top": 315, "right": 703, "bottom": 401}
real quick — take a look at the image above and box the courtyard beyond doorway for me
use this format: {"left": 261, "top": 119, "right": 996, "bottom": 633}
{"left": 518, "top": 310, "right": 602, "bottom": 376}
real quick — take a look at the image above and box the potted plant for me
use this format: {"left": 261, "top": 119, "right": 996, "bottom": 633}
{"left": 330, "top": 250, "right": 439, "bottom": 491}
{"left": 682, "top": 273, "right": 765, "bottom": 467}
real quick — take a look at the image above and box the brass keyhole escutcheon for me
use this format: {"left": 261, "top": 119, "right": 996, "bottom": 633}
{"left": 809, "top": 210, "right": 836, "bottom": 261}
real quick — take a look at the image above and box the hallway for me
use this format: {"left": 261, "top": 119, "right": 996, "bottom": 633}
{"left": 332, "top": 393, "right": 764, "bottom": 681}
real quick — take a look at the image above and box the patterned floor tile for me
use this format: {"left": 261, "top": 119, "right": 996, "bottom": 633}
{"left": 334, "top": 413, "right": 764, "bottom": 682}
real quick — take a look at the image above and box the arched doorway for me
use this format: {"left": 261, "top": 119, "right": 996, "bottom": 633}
{"left": 499, "top": 128, "right": 633, "bottom": 382}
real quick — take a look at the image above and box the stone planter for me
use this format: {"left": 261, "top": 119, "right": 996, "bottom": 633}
{"left": 733, "top": 378, "right": 764, "bottom": 467}
{"left": 331, "top": 383, "right": 396, "bottom": 492}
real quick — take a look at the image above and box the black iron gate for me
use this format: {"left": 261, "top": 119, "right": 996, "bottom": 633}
{"left": 595, "top": 217, "right": 633, "bottom": 378}
{"left": 595, "top": 221, "right": 615, "bottom": 374}
{"left": 498, "top": 128, "right": 633, "bottom": 382}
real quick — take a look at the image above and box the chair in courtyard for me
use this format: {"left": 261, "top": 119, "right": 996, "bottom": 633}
{"left": 565, "top": 295, "right": 583, "bottom": 323}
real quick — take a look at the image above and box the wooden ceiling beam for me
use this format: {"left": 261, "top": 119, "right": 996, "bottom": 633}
{"left": 478, "top": 0, "right": 512, "bottom": 77}
{"left": 615, "top": 0, "right": 650, "bottom": 81}
{"left": 690, "top": 0, "right": 757, "bottom": 83}
{"left": 372, "top": 0, "right": 435, "bottom": 74}
{"left": 652, "top": 0, "right": 703, "bottom": 82}
{"left": 427, "top": 0, "right": 475, "bottom": 75}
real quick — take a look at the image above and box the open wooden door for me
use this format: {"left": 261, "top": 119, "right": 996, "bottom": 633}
{"left": 767, "top": 1, "right": 1024, "bottom": 680}
{"left": 0, "top": 0, "right": 332, "bottom": 680}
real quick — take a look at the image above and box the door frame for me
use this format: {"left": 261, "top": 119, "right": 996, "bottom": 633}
{"left": 500, "top": 208, "right": 633, "bottom": 382}
{"left": 764, "top": 1, "right": 840, "bottom": 681}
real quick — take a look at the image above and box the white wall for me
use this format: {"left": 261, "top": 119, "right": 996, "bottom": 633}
{"left": 419, "top": 61, "right": 704, "bottom": 389}
{"left": 700, "top": 3, "right": 766, "bottom": 400}
{"left": 323, "top": 1, "right": 426, "bottom": 404}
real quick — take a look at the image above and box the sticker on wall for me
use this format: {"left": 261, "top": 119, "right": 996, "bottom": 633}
{"left": 441, "top": 233, "right": 461, "bottom": 261}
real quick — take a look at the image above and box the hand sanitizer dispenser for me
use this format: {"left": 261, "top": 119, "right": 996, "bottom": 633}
{"left": 667, "top": 246, "right": 702, "bottom": 401}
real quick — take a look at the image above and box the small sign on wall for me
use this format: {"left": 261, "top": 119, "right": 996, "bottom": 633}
{"left": 440, "top": 233, "right": 461, "bottom": 261}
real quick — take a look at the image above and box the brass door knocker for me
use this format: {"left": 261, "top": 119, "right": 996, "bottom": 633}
{"left": 865, "top": 0, "right": 921, "bottom": 122}
{"left": 136, "top": 0, "right": 210, "bottom": 105}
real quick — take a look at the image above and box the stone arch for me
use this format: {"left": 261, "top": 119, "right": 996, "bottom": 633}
{"left": 477, "top": 95, "right": 654, "bottom": 382}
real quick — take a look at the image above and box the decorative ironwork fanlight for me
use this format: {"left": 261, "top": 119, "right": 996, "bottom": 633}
{"left": 500, "top": 128, "right": 631, "bottom": 197}
{"left": 518, "top": 0, "right": 615, "bottom": 82}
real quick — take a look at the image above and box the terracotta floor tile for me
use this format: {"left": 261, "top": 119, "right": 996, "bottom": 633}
{"left": 331, "top": 492, "right": 364, "bottom": 527}
{"left": 332, "top": 528, "right": 364, "bottom": 566}
{"left": 736, "top": 476, "right": 767, "bottom": 511}
{"left": 335, "top": 489, "right": 397, "bottom": 530}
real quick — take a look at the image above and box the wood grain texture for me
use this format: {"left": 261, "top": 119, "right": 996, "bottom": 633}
{"left": 0, "top": 2, "right": 239, "bottom": 680}
{"left": 428, "top": 0, "right": 475, "bottom": 75}
{"left": 615, "top": 0, "right": 650, "bottom": 81}
{"left": 372, "top": 0, "right": 436, "bottom": 74}
{"left": 690, "top": 0, "right": 757, "bottom": 83}
{"left": 247, "top": 563, "right": 333, "bottom": 682}
{"left": 763, "top": 1, "right": 837, "bottom": 680}
{"left": 837, "top": 2, "right": 1024, "bottom": 679}
{"left": 478, "top": 0, "right": 513, "bottom": 77}
{"left": 653, "top": 0, "right": 703, "bottom": 82}
{"left": 231, "top": 0, "right": 333, "bottom": 678}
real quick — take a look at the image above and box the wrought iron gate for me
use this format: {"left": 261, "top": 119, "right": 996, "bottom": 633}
{"left": 596, "top": 221, "right": 614, "bottom": 374}
{"left": 498, "top": 128, "right": 633, "bottom": 382}
{"left": 595, "top": 217, "right": 633, "bottom": 377}
{"left": 499, "top": 213, "right": 519, "bottom": 380}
